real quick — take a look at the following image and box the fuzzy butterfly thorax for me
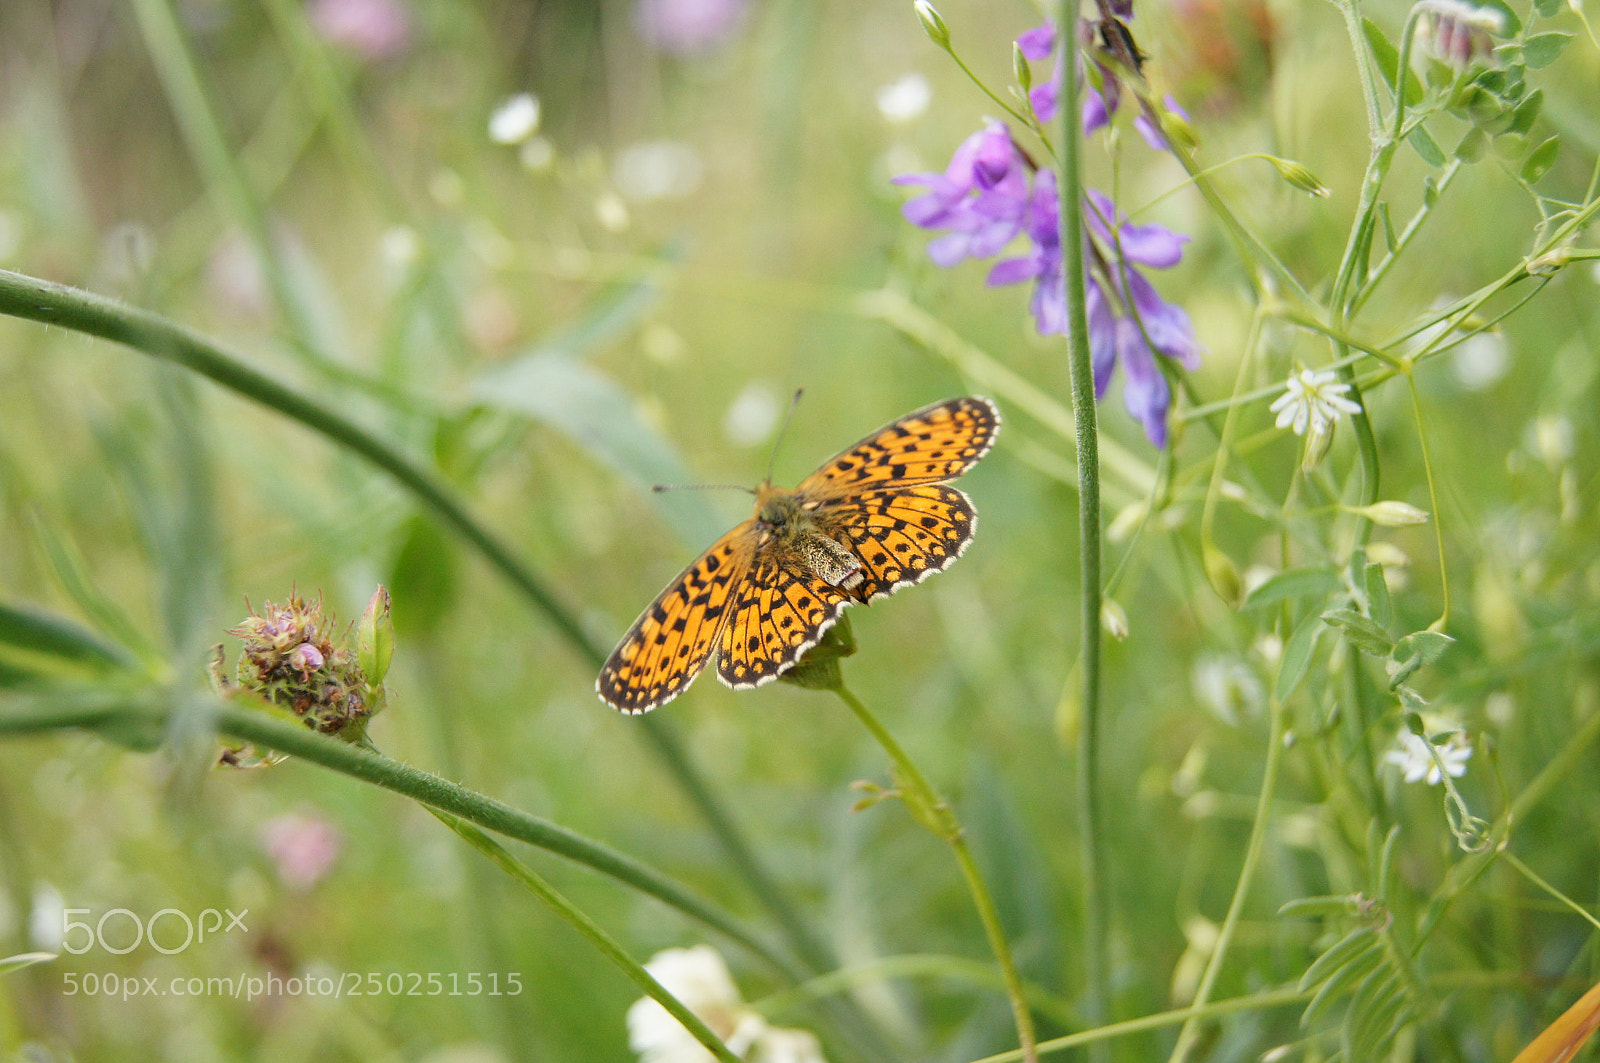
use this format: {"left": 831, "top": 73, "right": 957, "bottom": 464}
{"left": 753, "top": 482, "right": 866, "bottom": 593}
{"left": 597, "top": 396, "right": 1000, "bottom": 714}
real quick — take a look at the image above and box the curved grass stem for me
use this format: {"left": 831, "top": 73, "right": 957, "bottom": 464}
{"left": 432, "top": 809, "right": 743, "bottom": 1063}
{"left": 834, "top": 683, "right": 1039, "bottom": 1063}
{"left": 0, "top": 692, "right": 799, "bottom": 978}
{"left": 1166, "top": 698, "right": 1286, "bottom": 1063}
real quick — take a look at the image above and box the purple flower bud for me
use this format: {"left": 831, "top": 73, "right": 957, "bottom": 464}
{"left": 1015, "top": 23, "right": 1057, "bottom": 60}
{"left": 288, "top": 642, "right": 325, "bottom": 677}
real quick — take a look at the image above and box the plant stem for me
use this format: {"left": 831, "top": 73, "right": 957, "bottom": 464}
{"left": 1057, "top": 2, "right": 1109, "bottom": 1049}
{"left": 0, "top": 692, "right": 801, "bottom": 977}
{"left": 130, "top": 0, "right": 333, "bottom": 369}
{"left": 834, "top": 684, "right": 1039, "bottom": 1063}
{"left": 431, "top": 810, "right": 744, "bottom": 1063}
{"left": 971, "top": 986, "right": 1307, "bottom": 1063}
{"left": 1166, "top": 698, "right": 1287, "bottom": 1062}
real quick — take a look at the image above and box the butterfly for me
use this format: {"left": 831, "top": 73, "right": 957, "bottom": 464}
{"left": 597, "top": 397, "right": 1000, "bottom": 714}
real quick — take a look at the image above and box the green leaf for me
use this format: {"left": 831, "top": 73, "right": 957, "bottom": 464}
{"left": 0, "top": 601, "right": 136, "bottom": 673}
{"left": 1534, "top": 0, "right": 1562, "bottom": 18}
{"left": 1299, "top": 925, "right": 1379, "bottom": 993}
{"left": 1303, "top": 937, "right": 1386, "bottom": 1030}
{"left": 1362, "top": 21, "right": 1396, "bottom": 75}
{"left": 357, "top": 587, "right": 394, "bottom": 688}
{"left": 1392, "top": 630, "right": 1454, "bottom": 667}
{"left": 1408, "top": 126, "right": 1447, "bottom": 167}
{"left": 1278, "top": 894, "right": 1362, "bottom": 918}
{"left": 471, "top": 353, "right": 729, "bottom": 548}
{"left": 1364, "top": 563, "right": 1392, "bottom": 629}
{"left": 26, "top": 515, "right": 167, "bottom": 676}
{"left": 1243, "top": 566, "right": 1342, "bottom": 610}
{"left": 0, "top": 952, "right": 56, "bottom": 976}
{"left": 387, "top": 516, "right": 457, "bottom": 638}
{"left": 1508, "top": 88, "right": 1544, "bottom": 134}
{"left": 1276, "top": 612, "right": 1324, "bottom": 702}
{"left": 1362, "top": 19, "right": 1424, "bottom": 105}
{"left": 1521, "top": 136, "right": 1559, "bottom": 183}
{"left": 1322, "top": 609, "right": 1394, "bottom": 656}
{"left": 1388, "top": 630, "right": 1454, "bottom": 688}
{"left": 1455, "top": 126, "right": 1489, "bottom": 163}
{"left": 1523, "top": 32, "right": 1572, "bottom": 69}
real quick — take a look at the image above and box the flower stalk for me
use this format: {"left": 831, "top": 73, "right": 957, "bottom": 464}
{"left": 834, "top": 682, "right": 1039, "bottom": 1063}
{"left": 433, "top": 810, "right": 743, "bottom": 1063}
{"left": 1055, "top": 0, "right": 1109, "bottom": 1045}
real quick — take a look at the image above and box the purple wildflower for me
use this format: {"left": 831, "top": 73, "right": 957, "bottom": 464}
{"left": 1016, "top": 19, "right": 1181, "bottom": 153}
{"left": 897, "top": 20, "right": 1202, "bottom": 448}
{"left": 980, "top": 185, "right": 1198, "bottom": 446}
{"left": 893, "top": 121, "right": 1030, "bottom": 267}
{"left": 986, "top": 169, "right": 1066, "bottom": 335}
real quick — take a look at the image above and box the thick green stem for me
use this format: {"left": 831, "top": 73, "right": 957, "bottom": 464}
{"left": 834, "top": 684, "right": 1039, "bottom": 1063}
{"left": 1166, "top": 699, "right": 1286, "bottom": 1062}
{"left": 0, "top": 693, "right": 799, "bottom": 977}
{"left": 1057, "top": 1, "right": 1109, "bottom": 1047}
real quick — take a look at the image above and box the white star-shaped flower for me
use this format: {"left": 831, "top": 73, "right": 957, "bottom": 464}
{"left": 1384, "top": 729, "right": 1472, "bottom": 785}
{"left": 1270, "top": 368, "right": 1364, "bottom": 437}
{"left": 627, "top": 945, "right": 828, "bottom": 1063}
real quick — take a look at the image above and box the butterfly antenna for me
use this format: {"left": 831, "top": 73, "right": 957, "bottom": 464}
{"left": 765, "top": 388, "right": 805, "bottom": 484}
{"left": 651, "top": 483, "right": 757, "bottom": 494}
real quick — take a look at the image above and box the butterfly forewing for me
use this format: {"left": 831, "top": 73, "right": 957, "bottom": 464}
{"left": 596, "top": 522, "right": 758, "bottom": 713}
{"left": 796, "top": 396, "right": 1000, "bottom": 500}
{"left": 717, "top": 558, "right": 851, "bottom": 689}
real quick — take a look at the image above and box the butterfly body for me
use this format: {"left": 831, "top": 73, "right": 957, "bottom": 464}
{"left": 753, "top": 483, "right": 865, "bottom": 592}
{"left": 597, "top": 397, "right": 999, "bottom": 714}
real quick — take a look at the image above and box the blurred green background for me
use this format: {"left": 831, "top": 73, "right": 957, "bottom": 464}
{"left": 1, "top": 0, "right": 1598, "bottom": 1060}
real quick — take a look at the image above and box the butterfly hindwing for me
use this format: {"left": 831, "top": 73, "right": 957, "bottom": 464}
{"left": 816, "top": 483, "right": 979, "bottom": 602}
{"left": 596, "top": 522, "right": 758, "bottom": 713}
{"left": 796, "top": 396, "right": 1000, "bottom": 500}
{"left": 717, "top": 556, "right": 850, "bottom": 689}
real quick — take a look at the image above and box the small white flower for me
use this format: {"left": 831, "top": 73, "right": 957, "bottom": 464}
{"left": 626, "top": 945, "right": 827, "bottom": 1063}
{"left": 488, "top": 93, "right": 541, "bottom": 145}
{"left": 875, "top": 73, "right": 931, "bottom": 123}
{"left": 1415, "top": 0, "right": 1506, "bottom": 36}
{"left": 1269, "top": 368, "right": 1363, "bottom": 437}
{"left": 1384, "top": 729, "right": 1472, "bottom": 785}
{"left": 1192, "top": 654, "right": 1264, "bottom": 726}
{"left": 752, "top": 1028, "right": 827, "bottom": 1063}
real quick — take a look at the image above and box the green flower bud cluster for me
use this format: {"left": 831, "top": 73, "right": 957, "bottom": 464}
{"left": 227, "top": 592, "right": 386, "bottom": 741}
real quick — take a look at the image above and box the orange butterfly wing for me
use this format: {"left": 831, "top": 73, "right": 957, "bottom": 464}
{"left": 596, "top": 522, "right": 759, "bottom": 714}
{"left": 812, "top": 483, "right": 979, "bottom": 602}
{"left": 716, "top": 555, "right": 851, "bottom": 689}
{"left": 795, "top": 396, "right": 1000, "bottom": 501}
